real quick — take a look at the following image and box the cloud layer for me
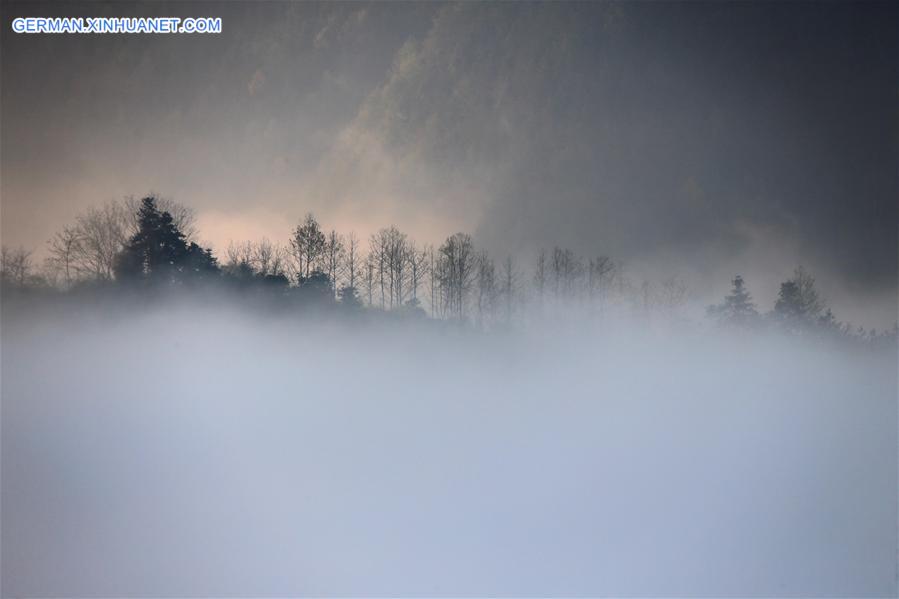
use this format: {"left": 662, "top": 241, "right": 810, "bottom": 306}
{"left": 2, "top": 299, "right": 896, "bottom": 596}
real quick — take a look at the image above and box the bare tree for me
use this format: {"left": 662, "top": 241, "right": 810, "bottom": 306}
{"left": 49, "top": 201, "right": 129, "bottom": 280}
{"left": 427, "top": 245, "right": 440, "bottom": 317}
{"left": 437, "top": 233, "right": 476, "bottom": 321}
{"left": 370, "top": 226, "right": 409, "bottom": 309}
{"left": 323, "top": 230, "right": 345, "bottom": 296}
{"left": 81, "top": 201, "right": 131, "bottom": 279}
{"left": 475, "top": 251, "right": 498, "bottom": 328}
{"left": 224, "top": 238, "right": 288, "bottom": 280}
{"left": 774, "top": 266, "right": 824, "bottom": 326}
{"left": 369, "top": 230, "right": 387, "bottom": 308}
{"left": 407, "top": 242, "right": 430, "bottom": 304}
{"left": 658, "top": 276, "right": 688, "bottom": 314}
{"left": 225, "top": 240, "right": 254, "bottom": 271}
{"left": 587, "top": 255, "right": 616, "bottom": 316}
{"left": 46, "top": 196, "right": 196, "bottom": 284}
{"left": 790, "top": 266, "right": 823, "bottom": 317}
{"left": 551, "top": 246, "right": 584, "bottom": 299}
{"left": 289, "top": 213, "right": 326, "bottom": 280}
{"left": 343, "top": 232, "right": 364, "bottom": 291}
{"left": 499, "top": 255, "right": 520, "bottom": 324}
{"left": 1, "top": 246, "right": 33, "bottom": 286}
{"left": 533, "top": 249, "right": 547, "bottom": 310}
{"left": 363, "top": 252, "right": 376, "bottom": 306}
{"left": 39, "top": 257, "right": 63, "bottom": 288}
{"left": 253, "top": 238, "right": 288, "bottom": 277}
{"left": 46, "top": 226, "right": 81, "bottom": 287}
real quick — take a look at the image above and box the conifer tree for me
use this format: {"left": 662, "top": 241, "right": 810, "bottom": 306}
{"left": 774, "top": 266, "right": 823, "bottom": 327}
{"left": 114, "top": 197, "right": 218, "bottom": 284}
{"left": 707, "top": 275, "right": 758, "bottom": 327}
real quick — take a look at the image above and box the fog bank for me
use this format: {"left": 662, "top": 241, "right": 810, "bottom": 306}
{"left": 2, "top": 300, "right": 897, "bottom": 596}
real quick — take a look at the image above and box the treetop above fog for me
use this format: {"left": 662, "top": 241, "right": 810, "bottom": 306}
{"left": 1, "top": 195, "right": 895, "bottom": 348}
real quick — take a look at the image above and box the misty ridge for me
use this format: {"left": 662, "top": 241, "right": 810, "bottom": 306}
{"left": 2, "top": 194, "right": 897, "bottom": 596}
{"left": 1, "top": 194, "right": 896, "bottom": 350}
{"left": 2, "top": 222, "right": 898, "bottom": 596}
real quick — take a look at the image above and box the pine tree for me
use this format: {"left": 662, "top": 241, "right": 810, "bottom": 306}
{"left": 338, "top": 284, "right": 363, "bottom": 311}
{"left": 114, "top": 197, "right": 218, "bottom": 284}
{"left": 774, "top": 266, "right": 823, "bottom": 330}
{"left": 183, "top": 242, "right": 220, "bottom": 280}
{"left": 707, "top": 275, "right": 758, "bottom": 327}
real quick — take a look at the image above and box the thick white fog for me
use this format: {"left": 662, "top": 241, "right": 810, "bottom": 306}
{"left": 2, "top": 299, "right": 896, "bottom": 597}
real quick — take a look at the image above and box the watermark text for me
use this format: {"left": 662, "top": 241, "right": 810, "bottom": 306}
{"left": 11, "top": 17, "right": 222, "bottom": 34}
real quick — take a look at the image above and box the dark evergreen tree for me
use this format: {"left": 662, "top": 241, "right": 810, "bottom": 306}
{"left": 707, "top": 275, "right": 758, "bottom": 327}
{"left": 816, "top": 308, "right": 839, "bottom": 331}
{"left": 774, "top": 280, "right": 802, "bottom": 319}
{"left": 225, "top": 261, "right": 256, "bottom": 283}
{"left": 338, "top": 284, "right": 363, "bottom": 310}
{"left": 114, "top": 197, "right": 218, "bottom": 284}
{"left": 396, "top": 296, "right": 427, "bottom": 319}
{"left": 773, "top": 266, "right": 823, "bottom": 331}
{"left": 261, "top": 273, "right": 290, "bottom": 288}
{"left": 296, "top": 269, "right": 334, "bottom": 304}
{"left": 182, "top": 242, "right": 220, "bottom": 281}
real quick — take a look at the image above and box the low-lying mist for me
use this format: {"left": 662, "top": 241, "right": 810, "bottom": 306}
{"left": 2, "top": 296, "right": 896, "bottom": 597}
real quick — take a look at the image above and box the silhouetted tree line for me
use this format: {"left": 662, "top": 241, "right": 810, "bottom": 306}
{"left": 2, "top": 195, "right": 896, "bottom": 348}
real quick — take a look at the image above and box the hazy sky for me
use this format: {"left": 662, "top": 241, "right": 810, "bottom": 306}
{"left": 1, "top": 2, "right": 896, "bottom": 325}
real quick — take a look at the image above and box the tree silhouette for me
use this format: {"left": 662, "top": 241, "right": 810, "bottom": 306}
{"left": 182, "top": 242, "right": 220, "bottom": 280}
{"left": 0, "top": 246, "right": 34, "bottom": 287}
{"left": 338, "top": 284, "right": 363, "bottom": 311}
{"left": 436, "top": 233, "right": 476, "bottom": 320}
{"left": 296, "top": 268, "right": 334, "bottom": 304}
{"left": 45, "top": 197, "right": 196, "bottom": 285}
{"left": 114, "top": 197, "right": 217, "bottom": 284}
{"left": 707, "top": 275, "right": 758, "bottom": 327}
{"left": 290, "top": 213, "right": 326, "bottom": 280}
{"left": 774, "top": 266, "right": 823, "bottom": 330}
{"left": 32, "top": 195, "right": 897, "bottom": 347}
